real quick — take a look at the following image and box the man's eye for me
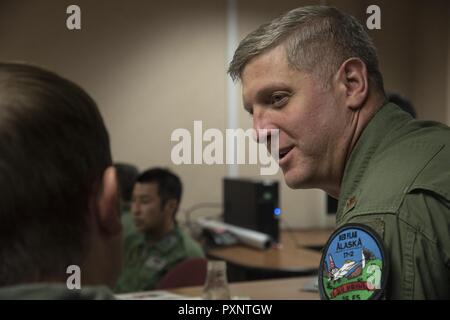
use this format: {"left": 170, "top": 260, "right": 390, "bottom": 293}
{"left": 270, "top": 93, "right": 289, "bottom": 107}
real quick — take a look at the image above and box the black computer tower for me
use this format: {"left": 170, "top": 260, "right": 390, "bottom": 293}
{"left": 326, "top": 194, "right": 338, "bottom": 215}
{"left": 223, "top": 178, "right": 280, "bottom": 242}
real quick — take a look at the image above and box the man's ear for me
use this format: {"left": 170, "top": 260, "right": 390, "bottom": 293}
{"left": 163, "top": 198, "right": 178, "bottom": 217}
{"left": 334, "top": 58, "right": 369, "bottom": 110}
{"left": 97, "top": 166, "right": 122, "bottom": 235}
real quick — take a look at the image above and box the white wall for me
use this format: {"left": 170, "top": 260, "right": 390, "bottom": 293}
{"left": 0, "top": 0, "right": 228, "bottom": 220}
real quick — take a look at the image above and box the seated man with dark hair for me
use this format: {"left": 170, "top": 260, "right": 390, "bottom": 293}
{"left": 0, "top": 63, "right": 122, "bottom": 299}
{"left": 115, "top": 168, "right": 204, "bottom": 293}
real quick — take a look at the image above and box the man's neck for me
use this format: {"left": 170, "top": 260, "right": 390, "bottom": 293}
{"left": 351, "top": 93, "right": 386, "bottom": 150}
{"left": 146, "top": 221, "right": 175, "bottom": 246}
{"left": 327, "top": 93, "right": 386, "bottom": 198}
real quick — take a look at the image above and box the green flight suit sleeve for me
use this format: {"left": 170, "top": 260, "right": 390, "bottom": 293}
{"left": 345, "top": 191, "right": 450, "bottom": 299}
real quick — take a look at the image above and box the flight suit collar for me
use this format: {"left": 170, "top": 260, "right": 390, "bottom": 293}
{"left": 337, "top": 102, "right": 412, "bottom": 223}
{"left": 142, "top": 224, "right": 181, "bottom": 254}
{"left": 139, "top": 225, "right": 182, "bottom": 272}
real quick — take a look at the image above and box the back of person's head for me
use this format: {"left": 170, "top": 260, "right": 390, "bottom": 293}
{"left": 387, "top": 93, "right": 417, "bottom": 119}
{"left": 0, "top": 63, "right": 120, "bottom": 288}
{"left": 114, "top": 163, "right": 139, "bottom": 211}
{"left": 136, "top": 168, "right": 182, "bottom": 218}
{"left": 229, "top": 5, "right": 385, "bottom": 94}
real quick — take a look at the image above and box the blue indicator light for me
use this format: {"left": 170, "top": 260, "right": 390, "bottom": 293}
{"left": 274, "top": 208, "right": 281, "bottom": 216}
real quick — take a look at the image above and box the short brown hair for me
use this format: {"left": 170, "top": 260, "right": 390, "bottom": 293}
{"left": 229, "top": 5, "right": 384, "bottom": 92}
{"left": 0, "top": 63, "right": 112, "bottom": 286}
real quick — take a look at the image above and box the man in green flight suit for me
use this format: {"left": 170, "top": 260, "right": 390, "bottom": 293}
{"left": 115, "top": 168, "right": 204, "bottom": 293}
{"left": 0, "top": 63, "right": 122, "bottom": 299}
{"left": 228, "top": 6, "right": 450, "bottom": 299}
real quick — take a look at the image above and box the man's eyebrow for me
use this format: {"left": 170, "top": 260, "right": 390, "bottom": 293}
{"left": 243, "top": 82, "right": 292, "bottom": 113}
{"left": 133, "top": 195, "right": 151, "bottom": 200}
{"left": 256, "top": 83, "right": 292, "bottom": 98}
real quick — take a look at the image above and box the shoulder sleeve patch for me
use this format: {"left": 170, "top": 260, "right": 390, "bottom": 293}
{"left": 319, "top": 223, "right": 389, "bottom": 300}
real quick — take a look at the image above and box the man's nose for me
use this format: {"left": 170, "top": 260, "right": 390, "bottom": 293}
{"left": 131, "top": 202, "right": 140, "bottom": 216}
{"left": 252, "top": 109, "right": 276, "bottom": 144}
{"left": 254, "top": 127, "right": 272, "bottom": 144}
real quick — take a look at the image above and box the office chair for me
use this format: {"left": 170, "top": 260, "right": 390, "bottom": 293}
{"left": 155, "top": 258, "right": 208, "bottom": 290}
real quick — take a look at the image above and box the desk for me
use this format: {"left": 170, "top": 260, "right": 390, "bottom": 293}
{"left": 280, "top": 228, "right": 334, "bottom": 249}
{"left": 208, "top": 246, "right": 321, "bottom": 274}
{"left": 171, "top": 276, "right": 319, "bottom": 300}
{"left": 207, "top": 229, "right": 333, "bottom": 276}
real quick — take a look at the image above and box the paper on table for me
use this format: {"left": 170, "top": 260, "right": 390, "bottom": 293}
{"left": 115, "top": 290, "right": 251, "bottom": 300}
{"left": 115, "top": 290, "right": 201, "bottom": 300}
